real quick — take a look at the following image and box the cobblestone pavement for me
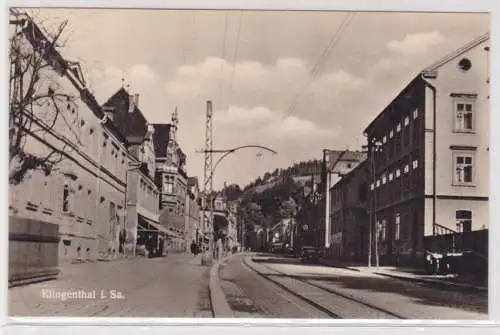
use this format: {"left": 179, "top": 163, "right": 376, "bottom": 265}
{"left": 9, "top": 253, "right": 213, "bottom": 317}
{"left": 253, "top": 255, "right": 487, "bottom": 319}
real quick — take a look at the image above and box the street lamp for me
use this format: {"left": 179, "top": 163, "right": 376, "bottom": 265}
{"left": 198, "top": 144, "right": 277, "bottom": 260}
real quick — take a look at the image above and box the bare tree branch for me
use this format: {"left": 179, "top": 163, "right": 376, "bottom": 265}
{"left": 9, "top": 12, "right": 79, "bottom": 185}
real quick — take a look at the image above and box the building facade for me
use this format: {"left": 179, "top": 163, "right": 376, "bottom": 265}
{"left": 320, "top": 150, "right": 366, "bottom": 252}
{"left": 153, "top": 112, "right": 187, "bottom": 252}
{"left": 185, "top": 177, "right": 202, "bottom": 248}
{"left": 9, "top": 14, "right": 132, "bottom": 268}
{"left": 363, "top": 33, "right": 489, "bottom": 265}
{"left": 102, "top": 88, "right": 162, "bottom": 256}
{"left": 329, "top": 160, "right": 369, "bottom": 262}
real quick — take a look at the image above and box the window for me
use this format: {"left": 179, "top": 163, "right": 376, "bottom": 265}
{"left": 370, "top": 183, "right": 374, "bottom": 190}
{"left": 404, "top": 116, "right": 410, "bottom": 126}
{"left": 383, "top": 136, "right": 387, "bottom": 144}
{"left": 456, "top": 210, "right": 472, "bottom": 232}
{"left": 382, "top": 175, "right": 387, "bottom": 184}
{"left": 396, "top": 123, "right": 401, "bottom": 132}
{"left": 413, "top": 109, "right": 418, "bottom": 119}
{"left": 389, "top": 130, "right": 394, "bottom": 139}
{"left": 376, "top": 180, "right": 380, "bottom": 188}
{"left": 62, "top": 184, "right": 70, "bottom": 213}
{"left": 412, "top": 159, "right": 419, "bottom": 169}
{"left": 165, "top": 176, "right": 174, "bottom": 194}
{"left": 378, "top": 219, "right": 387, "bottom": 242}
{"left": 454, "top": 99, "right": 475, "bottom": 132}
{"left": 394, "top": 213, "right": 401, "bottom": 241}
{"left": 396, "top": 169, "right": 401, "bottom": 178}
{"left": 404, "top": 164, "right": 410, "bottom": 174}
{"left": 454, "top": 154, "right": 474, "bottom": 184}
{"left": 389, "top": 172, "right": 394, "bottom": 181}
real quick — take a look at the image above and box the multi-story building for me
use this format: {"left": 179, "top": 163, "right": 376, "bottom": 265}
{"left": 102, "top": 87, "right": 163, "bottom": 256}
{"left": 153, "top": 112, "right": 186, "bottom": 252}
{"left": 319, "top": 150, "right": 366, "bottom": 252}
{"left": 363, "top": 33, "right": 489, "bottom": 265}
{"left": 329, "top": 160, "right": 369, "bottom": 262}
{"left": 8, "top": 13, "right": 133, "bottom": 278}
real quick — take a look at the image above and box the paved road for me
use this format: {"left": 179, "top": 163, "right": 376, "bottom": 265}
{"left": 9, "top": 253, "right": 213, "bottom": 317}
{"left": 219, "top": 253, "right": 488, "bottom": 319}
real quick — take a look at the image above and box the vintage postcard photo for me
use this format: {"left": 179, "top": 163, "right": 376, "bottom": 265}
{"left": 8, "top": 8, "right": 489, "bottom": 320}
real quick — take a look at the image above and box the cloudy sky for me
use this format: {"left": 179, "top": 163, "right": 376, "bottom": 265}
{"left": 26, "top": 8, "right": 488, "bottom": 190}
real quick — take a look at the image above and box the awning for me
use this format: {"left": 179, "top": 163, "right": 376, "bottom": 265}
{"left": 138, "top": 215, "right": 181, "bottom": 239}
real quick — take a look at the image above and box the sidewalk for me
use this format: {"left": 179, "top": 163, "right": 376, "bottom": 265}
{"left": 319, "top": 258, "right": 487, "bottom": 292}
{"left": 9, "top": 253, "right": 214, "bottom": 317}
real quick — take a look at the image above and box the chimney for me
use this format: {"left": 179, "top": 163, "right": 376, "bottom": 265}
{"left": 128, "top": 95, "right": 135, "bottom": 113}
{"left": 134, "top": 93, "right": 139, "bottom": 108}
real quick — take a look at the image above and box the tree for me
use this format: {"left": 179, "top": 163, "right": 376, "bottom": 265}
{"left": 9, "top": 10, "right": 75, "bottom": 185}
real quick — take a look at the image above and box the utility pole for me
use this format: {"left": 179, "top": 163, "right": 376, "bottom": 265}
{"left": 202, "top": 100, "right": 214, "bottom": 265}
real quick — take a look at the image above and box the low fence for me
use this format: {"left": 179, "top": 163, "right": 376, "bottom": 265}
{"left": 424, "top": 229, "right": 488, "bottom": 277}
{"left": 9, "top": 216, "right": 60, "bottom": 287}
{"left": 424, "top": 229, "right": 488, "bottom": 256}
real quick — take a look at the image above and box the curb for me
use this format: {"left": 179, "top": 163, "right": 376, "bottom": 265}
{"left": 318, "top": 259, "right": 361, "bottom": 272}
{"left": 374, "top": 271, "right": 488, "bottom": 292}
{"left": 208, "top": 258, "right": 235, "bottom": 318}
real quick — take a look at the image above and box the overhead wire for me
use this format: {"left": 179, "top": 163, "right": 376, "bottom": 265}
{"left": 217, "top": 11, "right": 229, "bottom": 110}
{"left": 226, "top": 10, "right": 244, "bottom": 111}
{"left": 283, "top": 12, "right": 357, "bottom": 117}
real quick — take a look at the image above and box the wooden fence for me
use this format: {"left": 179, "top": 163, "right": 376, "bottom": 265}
{"left": 9, "top": 217, "right": 60, "bottom": 287}
{"left": 424, "top": 229, "right": 488, "bottom": 256}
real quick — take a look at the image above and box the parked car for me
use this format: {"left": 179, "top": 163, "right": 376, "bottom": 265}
{"left": 300, "top": 246, "right": 319, "bottom": 263}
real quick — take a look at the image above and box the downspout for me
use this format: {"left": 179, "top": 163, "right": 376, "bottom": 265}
{"left": 421, "top": 75, "right": 437, "bottom": 236}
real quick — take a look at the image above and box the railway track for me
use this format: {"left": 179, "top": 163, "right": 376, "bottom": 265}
{"left": 242, "top": 256, "right": 407, "bottom": 319}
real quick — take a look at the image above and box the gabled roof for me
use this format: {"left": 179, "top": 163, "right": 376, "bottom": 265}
{"left": 422, "top": 32, "right": 490, "bottom": 75}
{"left": 364, "top": 32, "right": 490, "bottom": 135}
{"left": 102, "top": 88, "right": 149, "bottom": 141}
{"left": 14, "top": 11, "right": 128, "bottom": 145}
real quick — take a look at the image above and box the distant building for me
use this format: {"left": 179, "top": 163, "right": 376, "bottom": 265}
{"left": 153, "top": 110, "right": 187, "bottom": 252}
{"left": 329, "top": 160, "right": 369, "bottom": 262}
{"left": 363, "top": 33, "right": 489, "bottom": 265}
{"left": 320, "top": 150, "right": 366, "bottom": 250}
{"left": 185, "top": 177, "right": 202, "bottom": 247}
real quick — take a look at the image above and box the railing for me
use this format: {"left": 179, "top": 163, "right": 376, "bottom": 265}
{"left": 433, "top": 223, "right": 457, "bottom": 236}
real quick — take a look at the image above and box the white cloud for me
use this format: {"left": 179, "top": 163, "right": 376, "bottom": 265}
{"left": 217, "top": 105, "right": 337, "bottom": 140}
{"left": 386, "top": 31, "right": 445, "bottom": 55}
{"left": 312, "top": 70, "right": 365, "bottom": 94}
{"left": 164, "top": 56, "right": 363, "bottom": 109}
{"left": 129, "top": 64, "right": 157, "bottom": 85}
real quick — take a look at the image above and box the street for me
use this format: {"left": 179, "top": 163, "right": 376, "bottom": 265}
{"left": 9, "top": 254, "right": 213, "bottom": 317}
{"left": 218, "top": 254, "right": 488, "bottom": 319}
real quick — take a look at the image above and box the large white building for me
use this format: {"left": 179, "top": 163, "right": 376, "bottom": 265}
{"left": 9, "top": 14, "right": 136, "bottom": 265}
{"left": 363, "top": 32, "right": 489, "bottom": 265}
